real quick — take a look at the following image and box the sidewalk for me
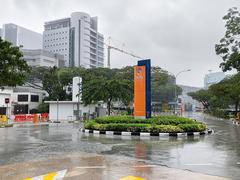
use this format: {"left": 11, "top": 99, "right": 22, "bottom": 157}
{"left": 0, "top": 152, "right": 229, "bottom": 180}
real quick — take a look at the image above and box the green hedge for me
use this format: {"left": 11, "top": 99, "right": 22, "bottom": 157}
{"left": 84, "top": 122, "right": 185, "bottom": 133}
{"left": 94, "top": 115, "right": 198, "bottom": 125}
{"left": 84, "top": 115, "right": 207, "bottom": 133}
{"left": 178, "top": 124, "right": 206, "bottom": 132}
{"left": 0, "top": 124, "right": 13, "bottom": 128}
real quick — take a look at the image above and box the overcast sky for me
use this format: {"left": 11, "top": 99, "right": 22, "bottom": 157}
{"left": 1, "top": 0, "right": 239, "bottom": 87}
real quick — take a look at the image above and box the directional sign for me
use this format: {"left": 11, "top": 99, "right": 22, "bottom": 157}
{"left": 5, "top": 98, "right": 9, "bottom": 104}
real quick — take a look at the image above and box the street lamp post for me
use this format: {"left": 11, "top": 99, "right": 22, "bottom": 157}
{"left": 173, "top": 69, "right": 191, "bottom": 115}
{"left": 56, "top": 98, "right": 59, "bottom": 123}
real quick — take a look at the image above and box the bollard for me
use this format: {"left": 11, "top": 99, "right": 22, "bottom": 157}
{"left": 33, "top": 114, "right": 39, "bottom": 124}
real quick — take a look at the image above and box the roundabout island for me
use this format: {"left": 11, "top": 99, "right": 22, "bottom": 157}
{"left": 83, "top": 115, "right": 212, "bottom": 137}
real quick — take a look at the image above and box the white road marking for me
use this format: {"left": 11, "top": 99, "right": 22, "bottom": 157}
{"left": 132, "top": 165, "right": 157, "bottom": 168}
{"left": 53, "top": 169, "right": 67, "bottom": 179}
{"left": 24, "top": 169, "right": 67, "bottom": 180}
{"left": 75, "top": 166, "right": 106, "bottom": 169}
{"left": 184, "top": 163, "right": 213, "bottom": 166}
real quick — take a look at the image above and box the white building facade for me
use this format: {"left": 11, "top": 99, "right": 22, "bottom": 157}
{"left": 178, "top": 85, "right": 203, "bottom": 111}
{"left": 1, "top": 23, "right": 42, "bottom": 49}
{"left": 43, "top": 12, "right": 104, "bottom": 68}
{"left": 0, "top": 86, "right": 46, "bottom": 115}
{"left": 22, "top": 49, "right": 65, "bottom": 68}
{"left": 0, "top": 88, "right": 13, "bottom": 116}
{"left": 204, "top": 72, "right": 226, "bottom": 89}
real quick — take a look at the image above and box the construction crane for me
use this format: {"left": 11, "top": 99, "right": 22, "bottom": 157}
{"left": 105, "top": 37, "right": 143, "bottom": 68}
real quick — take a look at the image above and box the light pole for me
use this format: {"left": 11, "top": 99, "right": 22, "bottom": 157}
{"left": 56, "top": 98, "right": 59, "bottom": 123}
{"left": 173, "top": 69, "right": 191, "bottom": 114}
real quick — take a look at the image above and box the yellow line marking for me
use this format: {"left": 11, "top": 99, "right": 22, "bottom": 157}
{"left": 119, "top": 176, "right": 146, "bottom": 180}
{"left": 43, "top": 172, "right": 57, "bottom": 180}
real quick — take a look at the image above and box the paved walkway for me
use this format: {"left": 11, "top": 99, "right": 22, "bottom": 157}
{"left": 0, "top": 152, "right": 229, "bottom": 180}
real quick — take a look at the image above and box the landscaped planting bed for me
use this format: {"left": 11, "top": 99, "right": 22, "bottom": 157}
{"left": 84, "top": 115, "right": 207, "bottom": 133}
{"left": 0, "top": 124, "right": 13, "bottom": 128}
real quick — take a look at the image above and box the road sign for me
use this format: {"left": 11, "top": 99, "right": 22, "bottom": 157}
{"left": 5, "top": 98, "right": 9, "bottom": 104}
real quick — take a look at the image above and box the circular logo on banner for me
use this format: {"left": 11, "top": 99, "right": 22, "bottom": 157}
{"left": 136, "top": 67, "right": 144, "bottom": 80}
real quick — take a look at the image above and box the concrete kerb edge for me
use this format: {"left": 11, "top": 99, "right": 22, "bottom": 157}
{"left": 81, "top": 129, "right": 214, "bottom": 137}
{"left": 233, "top": 120, "right": 240, "bottom": 125}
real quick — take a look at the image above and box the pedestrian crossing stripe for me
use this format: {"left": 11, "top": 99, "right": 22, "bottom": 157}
{"left": 119, "top": 176, "right": 146, "bottom": 180}
{"left": 23, "top": 169, "right": 67, "bottom": 180}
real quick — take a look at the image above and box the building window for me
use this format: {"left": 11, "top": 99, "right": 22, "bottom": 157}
{"left": 18, "top": 95, "right": 28, "bottom": 102}
{"left": 31, "top": 95, "right": 39, "bottom": 102}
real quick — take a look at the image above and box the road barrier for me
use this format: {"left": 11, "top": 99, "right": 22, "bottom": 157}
{"left": 0, "top": 115, "right": 7, "bottom": 124}
{"left": 14, "top": 113, "right": 49, "bottom": 123}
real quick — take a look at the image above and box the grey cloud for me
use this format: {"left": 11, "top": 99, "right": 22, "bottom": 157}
{"left": 4, "top": 0, "right": 240, "bottom": 86}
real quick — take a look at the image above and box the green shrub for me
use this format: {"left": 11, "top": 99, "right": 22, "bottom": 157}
{"left": 147, "top": 124, "right": 184, "bottom": 133}
{"left": 84, "top": 120, "right": 97, "bottom": 129}
{"left": 94, "top": 115, "right": 198, "bottom": 125}
{"left": 211, "top": 109, "right": 229, "bottom": 119}
{"left": 178, "top": 123, "right": 206, "bottom": 132}
{"left": 84, "top": 115, "right": 207, "bottom": 133}
{"left": 92, "top": 123, "right": 150, "bottom": 132}
{"left": 151, "top": 116, "right": 197, "bottom": 125}
{"left": 95, "top": 116, "right": 152, "bottom": 124}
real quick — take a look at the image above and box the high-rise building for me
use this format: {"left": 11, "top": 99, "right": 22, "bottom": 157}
{"left": 1, "top": 23, "right": 42, "bottom": 49}
{"left": 43, "top": 12, "right": 104, "bottom": 68}
{"left": 204, "top": 72, "right": 226, "bottom": 89}
{"left": 0, "top": 28, "right": 2, "bottom": 38}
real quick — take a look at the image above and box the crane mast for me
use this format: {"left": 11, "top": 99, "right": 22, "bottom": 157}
{"left": 105, "top": 37, "right": 143, "bottom": 68}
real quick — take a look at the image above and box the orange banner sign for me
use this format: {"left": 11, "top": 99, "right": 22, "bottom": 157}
{"left": 134, "top": 66, "right": 146, "bottom": 117}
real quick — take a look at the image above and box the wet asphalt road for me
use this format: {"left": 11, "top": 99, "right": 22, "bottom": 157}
{"left": 0, "top": 112, "right": 239, "bottom": 179}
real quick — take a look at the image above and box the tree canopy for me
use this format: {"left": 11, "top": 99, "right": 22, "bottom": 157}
{"left": 82, "top": 68, "right": 132, "bottom": 115}
{"left": 0, "top": 37, "right": 31, "bottom": 88}
{"left": 188, "top": 90, "right": 211, "bottom": 110}
{"left": 38, "top": 65, "right": 181, "bottom": 115}
{"left": 189, "top": 73, "right": 240, "bottom": 116}
{"left": 215, "top": 7, "right": 240, "bottom": 72}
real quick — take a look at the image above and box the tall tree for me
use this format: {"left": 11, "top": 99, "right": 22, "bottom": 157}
{"left": 215, "top": 7, "right": 240, "bottom": 72}
{"left": 209, "top": 73, "right": 240, "bottom": 114}
{"left": 151, "top": 67, "right": 181, "bottom": 103}
{"left": 42, "top": 67, "right": 68, "bottom": 101}
{"left": 188, "top": 90, "right": 211, "bottom": 110}
{"left": 82, "top": 68, "right": 132, "bottom": 115}
{"left": 0, "top": 37, "right": 31, "bottom": 87}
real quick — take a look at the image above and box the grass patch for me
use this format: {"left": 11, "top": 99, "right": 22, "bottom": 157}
{"left": 0, "top": 124, "right": 13, "bottom": 128}
{"left": 84, "top": 115, "right": 207, "bottom": 133}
